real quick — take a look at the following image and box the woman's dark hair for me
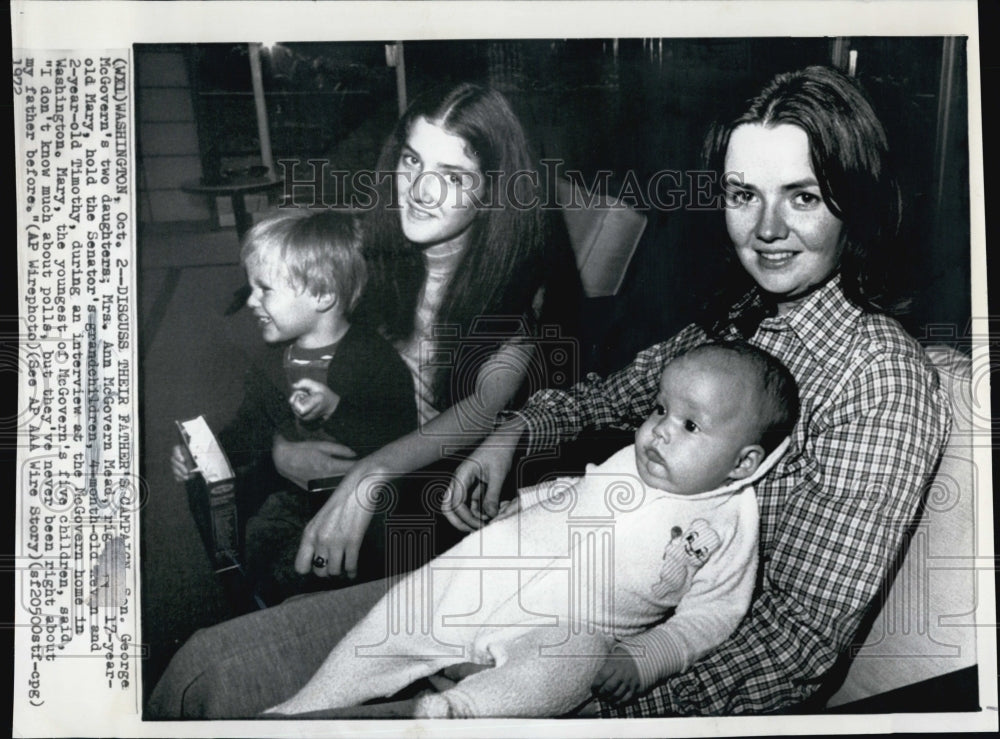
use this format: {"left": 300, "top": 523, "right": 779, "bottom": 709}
{"left": 702, "top": 65, "right": 902, "bottom": 315}
{"left": 357, "top": 83, "right": 554, "bottom": 408}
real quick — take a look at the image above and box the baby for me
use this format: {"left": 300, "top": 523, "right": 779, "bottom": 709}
{"left": 170, "top": 210, "right": 416, "bottom": 599}
{"left": 267, "top": 340, "right": 799, "bottom": 717}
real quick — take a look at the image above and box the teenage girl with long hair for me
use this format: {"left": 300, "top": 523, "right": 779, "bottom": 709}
{"left": 271, "top": 83, "right": 580, "bottom": 582}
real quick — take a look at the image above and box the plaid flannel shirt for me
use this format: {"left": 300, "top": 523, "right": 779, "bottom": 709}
{"left": 514, "top": 277, "right": 951, "bottom": 715}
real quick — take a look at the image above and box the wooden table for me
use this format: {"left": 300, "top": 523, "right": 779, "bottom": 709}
{"left": 181, "top": 175, "right": 283, "bottom": 240}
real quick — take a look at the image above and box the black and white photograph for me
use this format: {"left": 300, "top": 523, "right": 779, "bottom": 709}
{"left": 12, "top": 2, "right": 995, "bottom": 736}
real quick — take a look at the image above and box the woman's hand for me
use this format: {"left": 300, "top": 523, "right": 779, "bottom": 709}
{"left": 272, "top": 434, "right": 357, "bottom": 490}
{"left": 442, "top": 419, "right": 524, "bottom": 532}
{"left": 294, "top": 465, "right": 389, "bottom": 579}
{"left": 493, "top": 497, "right": 521, "bottom": 521}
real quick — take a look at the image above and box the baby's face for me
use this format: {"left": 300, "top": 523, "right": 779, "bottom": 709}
{"left": 634, "top": 352, "right": 760, "bottom": 494}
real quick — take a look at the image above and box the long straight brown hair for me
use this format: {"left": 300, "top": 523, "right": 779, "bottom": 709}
{"left": 358, "top": 83, "right": 551, "bottom": 408}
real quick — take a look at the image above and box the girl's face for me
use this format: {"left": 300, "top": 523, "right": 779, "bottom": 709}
{"left": 724, "top": 123, "right": 845, "bottom": 315}
{"left": 395, "top": 116, "right": 485, "bottom": 249}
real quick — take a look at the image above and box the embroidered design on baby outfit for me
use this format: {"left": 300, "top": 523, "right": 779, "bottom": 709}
{"left": 651, "top": 519, "right": 723, "bottom": 599}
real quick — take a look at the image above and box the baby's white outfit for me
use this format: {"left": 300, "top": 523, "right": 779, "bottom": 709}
{"left": 271, "top": 441, "right": 787, "bottom": 718}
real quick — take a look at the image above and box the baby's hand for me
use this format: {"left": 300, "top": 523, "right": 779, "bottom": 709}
{"left": 290, "top": 379, "right": 340, "bottom": 422}
{"left": 170, "top": 444, "right": 197, "bottom": 482}
{"left": 591, "top": 645, "right": 640, "bottom": 703}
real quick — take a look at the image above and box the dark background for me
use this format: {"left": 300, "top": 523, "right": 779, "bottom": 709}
{"left": 151, "top": 36, "right": 971, "bottom": 371}
{"left": 133, "top": 35, "right": 977, "bottom": 707}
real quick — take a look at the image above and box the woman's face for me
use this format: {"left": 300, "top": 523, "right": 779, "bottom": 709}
{"left": 724, "top": 123, "right": 845, "bottom": 315}
{"left": 395, "top": 116, "right": 485, "bottom": 249}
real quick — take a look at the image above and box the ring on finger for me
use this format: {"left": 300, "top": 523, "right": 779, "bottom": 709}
{"left": 312, "top": 556, "right": 327, "bottom": 569}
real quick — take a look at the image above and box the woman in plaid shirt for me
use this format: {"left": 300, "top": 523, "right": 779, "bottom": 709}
{"left": 445, "top": 65, "right": 952, "bottom": 715}
{"left": 148, "top": 66, "right": 950, "bottom": 718}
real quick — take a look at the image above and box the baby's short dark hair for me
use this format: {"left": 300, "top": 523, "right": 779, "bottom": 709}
{"left": 241, "top": 210, "right": 366, "bottom": 315}
{"left": 681, "top": 340, "right": 800, "bottom": 454}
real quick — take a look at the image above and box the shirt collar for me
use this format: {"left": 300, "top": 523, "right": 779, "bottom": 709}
{"left": 754, "top": 275, "right": 863, "bottom": 361}
{"left": 423, "top": 240, "right": 466, "bottom": 273}
{"left": 285, "top": 340, "right": 339, "bottom": 363}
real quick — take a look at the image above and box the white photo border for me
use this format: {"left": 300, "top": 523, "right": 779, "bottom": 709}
{"left": 11, "top": 1, "right": 995, "bottom": 737}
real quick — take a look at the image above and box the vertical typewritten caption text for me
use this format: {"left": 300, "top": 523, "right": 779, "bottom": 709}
{"left": 14, "top": 50, "right": 142, "bottom": 718}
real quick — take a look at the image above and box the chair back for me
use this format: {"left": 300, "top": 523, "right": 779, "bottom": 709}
{"left": 827, "top": 345, "right": 978, "bottom": 706}
{"left": 557, "top": 178, "right": 646, "bottom": 298}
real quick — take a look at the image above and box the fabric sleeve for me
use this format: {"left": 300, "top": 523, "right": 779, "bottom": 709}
{"left": 605, "top": 347, "right": 951, "bottom": 715}
{"left": 512, "top": 323, "right": 708, "bottom": 454}
{"left": 511, "top": 473, "right": 591, "bottom": 516}
{"left": 217, "top": 354, "right": 294, "bottom": 469}
{"left": 322, "top": 331, "right": 418, "bottom": 453}
{"left": 618, "top": 490, "right": 759, "bottom": 690}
